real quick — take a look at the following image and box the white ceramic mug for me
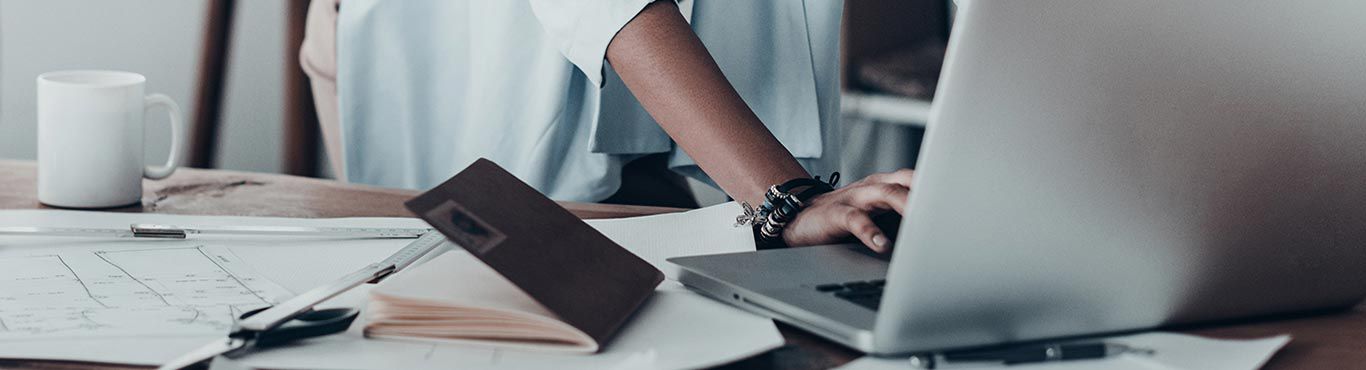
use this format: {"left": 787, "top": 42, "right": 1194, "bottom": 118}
{"left": 37, "top": 70, "right": 186, "bottom": 208}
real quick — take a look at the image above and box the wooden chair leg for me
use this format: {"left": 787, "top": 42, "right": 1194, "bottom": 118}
{"left": 190, "top": 0, "right": 237, "bottom": 169}
{"left": 282, "top": 0, "right": 321, "bottom": 177}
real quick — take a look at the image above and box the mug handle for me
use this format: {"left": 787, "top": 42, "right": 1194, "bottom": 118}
{"left": 143, "top": 94, "right": 185, "bottom": 180}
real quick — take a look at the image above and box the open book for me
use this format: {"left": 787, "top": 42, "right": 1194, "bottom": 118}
{"left": 365, "top": 250, "right": 600, "bottom": 353}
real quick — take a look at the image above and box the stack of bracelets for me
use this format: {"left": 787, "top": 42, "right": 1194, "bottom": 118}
{"left": 735, "top": 173, "right": 841, "bottom": 249}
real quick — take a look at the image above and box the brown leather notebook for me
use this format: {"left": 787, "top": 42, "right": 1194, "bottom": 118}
{"left": 395, "top": 158, "right": 664, "bottom": 351}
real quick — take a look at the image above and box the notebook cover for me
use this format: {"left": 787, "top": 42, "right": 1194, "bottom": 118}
{"left": 404, "top": 158, "right": 664, "bottom": 350}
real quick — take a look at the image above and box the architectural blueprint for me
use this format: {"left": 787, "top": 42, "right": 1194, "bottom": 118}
{"left": 0, "top": 245, "right": 293, "bottom": 339}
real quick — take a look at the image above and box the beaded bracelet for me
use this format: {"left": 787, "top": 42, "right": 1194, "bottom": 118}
{"left": 735, "top": 173, "right": 840, "bottom": 249}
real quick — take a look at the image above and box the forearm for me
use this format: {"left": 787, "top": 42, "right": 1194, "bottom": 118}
{"left": 606, "top": 1, "right": 810, "bottom": 206}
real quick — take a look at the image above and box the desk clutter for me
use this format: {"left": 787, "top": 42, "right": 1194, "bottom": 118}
{"left": 0, "top": 201, "right": 779, "bottom": 369}
{"left": 0, "top": 159, "right": 1307, "bottom": 370}
{"left": 836, "top": 332, "right": 1291, "bottom": 370}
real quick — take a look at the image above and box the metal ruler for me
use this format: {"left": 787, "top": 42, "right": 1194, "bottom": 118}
{"left": 0, "top": 224, "right": 432, "bottom": 239}
{"left": 235, "top": 231, "right": 448, "bottom": 332}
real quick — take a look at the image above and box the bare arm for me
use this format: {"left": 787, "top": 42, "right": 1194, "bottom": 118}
{"left": 606, "top": 1, "right": 913, "bottom": 251}
{"left": 605, "top": 1, "right": 807, "bottom": 207}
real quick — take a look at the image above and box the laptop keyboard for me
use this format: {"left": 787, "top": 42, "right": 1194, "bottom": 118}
{"left": 815, "top": 279, "right": 885, "bottom": 311}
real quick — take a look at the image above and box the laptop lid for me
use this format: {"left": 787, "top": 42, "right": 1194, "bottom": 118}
{"left": 874, "top": 0, "right": 1366, "bottom": 353}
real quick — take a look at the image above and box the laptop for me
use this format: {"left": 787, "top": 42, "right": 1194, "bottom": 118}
{"left": 670, "top": 0, "right": 1366, "bottom": 356}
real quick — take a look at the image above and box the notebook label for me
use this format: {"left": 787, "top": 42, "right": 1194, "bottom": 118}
{"left": 423, "top": 200, "right": 506, "bottom": 255}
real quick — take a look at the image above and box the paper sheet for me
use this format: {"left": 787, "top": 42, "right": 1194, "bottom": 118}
{"left": 0, "top": 203, "right": 781, "bottom": 369}
{"left": 587, "top": 201, "right": 754, "bottom": 279}
{"left": 834, "top": 333, "right": 1292, "bottom": 370}
{"left": 0, "top": 210, "right": 430, "bottom": 365}
{"left": 0, "top": 244, "right": 290, "bottom": 339}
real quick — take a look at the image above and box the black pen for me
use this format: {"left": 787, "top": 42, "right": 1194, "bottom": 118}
{"left": 908, "top": 342, "right": 1155, "bottom": 369}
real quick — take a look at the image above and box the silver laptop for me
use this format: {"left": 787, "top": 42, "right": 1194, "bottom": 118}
{"left": 670, "top": 0, "right": 1366, "bottom": 356}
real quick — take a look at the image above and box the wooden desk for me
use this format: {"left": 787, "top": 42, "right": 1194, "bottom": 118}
{"left": 1, "top": 159, "right": 1363, "bottom": 369}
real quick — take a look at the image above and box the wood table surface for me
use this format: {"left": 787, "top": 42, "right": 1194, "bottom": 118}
{"left": 1, "top": 159, "right": 1364, "bottom": 369}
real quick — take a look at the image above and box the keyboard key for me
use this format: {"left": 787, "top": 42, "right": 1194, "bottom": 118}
{"left": 843, "top": 282, "right": 877, "bottom": 291}
{"left": 835, "top": 290, "right": 878, "bottom": 299}
{"left": 856, "top": 298, "right": 881, "bottom": 310}
{"left": 838, "top": 295, "right": 881, "bottom": 310}
{"left": 815, "top": 284, "right": 844, "bottom": 292}
{"left": 819, "top": 279, "right": 885, "bottom": 311}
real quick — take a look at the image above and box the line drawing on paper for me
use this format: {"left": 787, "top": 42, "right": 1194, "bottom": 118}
{"left": 0, "top": 245, "right": 292, "bottom": 339}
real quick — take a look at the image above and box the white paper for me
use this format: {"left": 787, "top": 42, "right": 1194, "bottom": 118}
{"left": 586, "top": 201, "right": 754, "bottom": 280}
{"left": 0, "top": 203, "right": 781, "bottom": 370}
{"left": 834, "top": 332, "right": 1292, "bottom": 370}
{"left": 0, "top": 210, "right": 432, "bottom": 365}
{"left": 0, "top": 244, "right": 290, "bottom": 339}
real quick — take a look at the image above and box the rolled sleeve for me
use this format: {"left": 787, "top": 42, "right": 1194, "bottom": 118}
{"left": 528, "top": 0, "right": 689, "bottom": 87}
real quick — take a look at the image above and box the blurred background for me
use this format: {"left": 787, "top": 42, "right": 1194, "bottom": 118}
{"left": 0, "top": 0, "right": 953, "bottom": 205}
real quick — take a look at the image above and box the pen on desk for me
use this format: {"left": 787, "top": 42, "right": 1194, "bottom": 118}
{"left": 908, "top": 342, "right": 1155, "bottom": 369}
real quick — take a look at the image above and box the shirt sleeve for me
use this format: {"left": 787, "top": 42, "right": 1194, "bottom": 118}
{"left": 527, "top": 0, "right": 689, "bottom": 87}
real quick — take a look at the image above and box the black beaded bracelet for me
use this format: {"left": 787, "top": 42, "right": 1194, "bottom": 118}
{"left": 735, "top": 173, "right": 840, "bottom": 249}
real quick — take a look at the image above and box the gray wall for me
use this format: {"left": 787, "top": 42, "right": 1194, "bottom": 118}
{"left": 0, "top": 0, "right": 287, "bottom": 173}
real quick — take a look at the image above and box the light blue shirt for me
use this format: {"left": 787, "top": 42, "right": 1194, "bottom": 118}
{"left": 337, "top": 0, "right": 842, "bottom": 201}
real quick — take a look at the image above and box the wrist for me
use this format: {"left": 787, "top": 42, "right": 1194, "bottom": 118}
{"left": 753, "top": 223, "right": 789, "bottom": 249}
{"left": 735, "top": 173, "right": 841, "bottom": 249}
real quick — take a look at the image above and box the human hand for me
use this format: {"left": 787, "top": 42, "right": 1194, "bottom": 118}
{"left": 780, "top": 169, "right": 914, "bottom": 253}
